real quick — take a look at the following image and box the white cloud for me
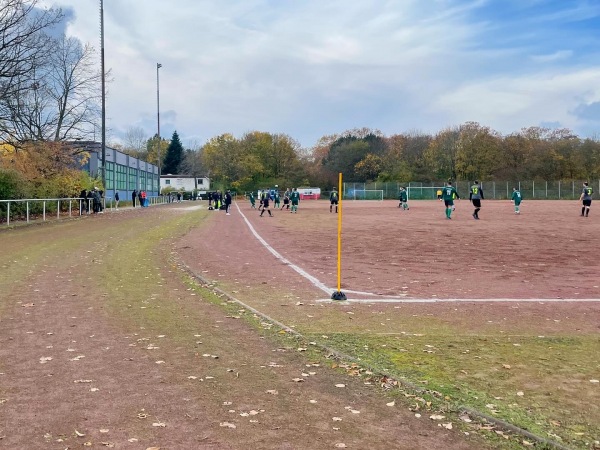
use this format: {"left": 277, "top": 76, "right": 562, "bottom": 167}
{"left": 530, "top": 50, "right": 573, "bottom": 63}
{"left": 433, "top": 68, "right": 600, "bottom": 133}
{"left": 39, "top": 0, "right": 600, "bottom": 146}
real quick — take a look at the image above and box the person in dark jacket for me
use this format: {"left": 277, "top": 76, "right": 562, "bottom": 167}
{"left": 225, "top": 190, "right": 232, "bottom": 215}
{"left": 80, "top": 189, "right": 89, "bottom": 213}
{"left": 132, "top": 190, "right": 137, "bottom": 207}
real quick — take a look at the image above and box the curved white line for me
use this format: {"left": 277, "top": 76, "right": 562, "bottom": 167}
{"left": 235, "top": 202, "right": 332, "bottom": 295}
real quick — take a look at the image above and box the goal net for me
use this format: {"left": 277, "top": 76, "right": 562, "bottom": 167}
{"left": 406, "top": 186, "right": 445, "bottom": 200}
{"left": 347, "top": 189, "right": 384, "bottom": 200}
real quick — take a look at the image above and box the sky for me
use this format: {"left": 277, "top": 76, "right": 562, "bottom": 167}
{"left": 40, "top": 0, "right": 600, "bottom": 148}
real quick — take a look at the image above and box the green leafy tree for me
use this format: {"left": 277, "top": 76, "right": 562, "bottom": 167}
{"left": 354, "top": 153, "right": 383, "bottom": 181}
{"left": 162, "top": 131, "right": 184, "bottom": 175}
{"left": 423, "top": 127, "right": 460, "bottom": 181}
{"left": 455, "top": 122, "right": 502, "bottom": 180}
{"left": 146, "top": 134, "right": 169, "bottom": 174}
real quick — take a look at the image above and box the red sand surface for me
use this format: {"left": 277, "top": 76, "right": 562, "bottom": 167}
{"left": 224, "top": 199, "right": 600, "bottom": 300}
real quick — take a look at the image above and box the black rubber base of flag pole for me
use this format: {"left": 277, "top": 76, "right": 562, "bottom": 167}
{"left": 331, "top": 291, "right": 347, "bottom": 301}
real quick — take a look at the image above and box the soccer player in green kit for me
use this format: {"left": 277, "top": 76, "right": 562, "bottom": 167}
{"left": 511, "top": 187, "right": 522, "bottom": 214}
{"left": 290, "top": 187, "right": 300, "bottom": 213}
{"left": 398, "top": 187, "right": 409, "bottom": 210}
{"left": 441, "top": 181, "right": 459, "bottom": 219}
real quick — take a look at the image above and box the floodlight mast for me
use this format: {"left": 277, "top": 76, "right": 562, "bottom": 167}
{"left": 157, "top": 63, "right": 162, "bottom": 186}
{"left": 100, "top": 0, "right": 106, "bottom": 189}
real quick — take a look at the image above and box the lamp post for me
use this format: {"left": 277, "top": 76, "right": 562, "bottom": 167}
{"left": 156, "top": 62, "right": 162, "bottom": 193}
{"left": 100, "top": 0, "right": 106, "bottom": 189}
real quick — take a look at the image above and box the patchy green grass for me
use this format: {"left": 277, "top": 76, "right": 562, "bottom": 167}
{"left": 302, "top": 331, "right": 599, "bottom": 450}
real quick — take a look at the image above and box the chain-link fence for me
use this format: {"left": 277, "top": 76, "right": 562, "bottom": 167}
{"left": 341, "top": 181, "right": 599, "bottom": 200}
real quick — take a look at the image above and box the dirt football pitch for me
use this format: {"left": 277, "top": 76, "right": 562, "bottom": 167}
{"left": 1, "top": 199, "right": 599, "bottom": 449}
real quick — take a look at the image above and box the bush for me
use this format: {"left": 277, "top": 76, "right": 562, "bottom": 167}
{"left": 0, "top": 168, "right": 30, "bottom": 200}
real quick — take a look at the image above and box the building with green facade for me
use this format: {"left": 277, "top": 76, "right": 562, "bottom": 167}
{"left": 72, "top": 141, "right": 159, "bottom": 200}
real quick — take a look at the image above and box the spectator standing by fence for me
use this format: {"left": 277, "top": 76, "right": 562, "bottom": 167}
{"left": 115, "top": 192, "right": 120, "bottom": 210}
{"left": 80, "top": 189, "right": 88, "bottom": 213}
{"left": 132, "top": 190, "right": 137, "bottom": 208}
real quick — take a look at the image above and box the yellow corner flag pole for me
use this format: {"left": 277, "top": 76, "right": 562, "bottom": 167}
{"left": 331, "top": 172, "right": 346, "bottom": 301}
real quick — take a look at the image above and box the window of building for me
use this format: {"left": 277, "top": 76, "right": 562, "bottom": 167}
{"left": 197, "top": 179, "right": 203, "bottom": 185}
{"left": 165, "top": 179, "right": 171, "bottom": 185}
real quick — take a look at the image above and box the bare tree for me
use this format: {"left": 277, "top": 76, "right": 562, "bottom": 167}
{"left": 2, "top": 34, "right": 102, "bottom": 142}
{"left": 180, "top": 140, "right": 206, "bottom": 177}
{"left": 122, "top": 126, "right": 149, "bottom": 158}
{"left": 0, "top": 0, "right": 62, "bottom": 141}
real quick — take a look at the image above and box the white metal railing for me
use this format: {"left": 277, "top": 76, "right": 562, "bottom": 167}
{"left": 0, "top": 195, "right": 170, "bottom": 227}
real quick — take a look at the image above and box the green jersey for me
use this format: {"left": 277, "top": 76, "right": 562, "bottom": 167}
{"left": 441, "top": 186, "right": 459, "bottom": 201}
{"left": 399, "top": 190, "right": 407, "bottom": 202}
{"left": 290, "top": 192, "right": 300, "bottom": 203}
{"left": 511, "top": 190, "right": 522, "bottom": 204}
{"left": 330, "top": 191, "right": 339, "bottom": 202}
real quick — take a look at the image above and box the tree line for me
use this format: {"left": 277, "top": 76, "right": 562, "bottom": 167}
{"left": 169, "top": 123, "right": 600, "bottom": 193}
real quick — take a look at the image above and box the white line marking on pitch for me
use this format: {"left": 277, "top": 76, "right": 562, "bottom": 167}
{"left": 235, "top": 202, "right": 332, "bottom": 295}
{"left": 316, "top": 298, "right": 600, "bottom": 303}
{"left": 234, "top": 203, "right": 600, "bottom": 304}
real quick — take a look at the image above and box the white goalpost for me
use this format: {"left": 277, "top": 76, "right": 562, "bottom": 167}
{"left": 349, "top": 189, "right": 384, "bottom": 200}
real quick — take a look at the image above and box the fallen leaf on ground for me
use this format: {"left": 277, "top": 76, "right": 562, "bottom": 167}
{"left": 335, "top": 384, "right": 346, "bottom": 388}
{"left": 332, "top": 417, "right": 343, "bottom": 422}
{"left": 266, "top": 390, "right": 278, "bottom": 395}
{"left": 590, "top": 379, "right": 599, "bottom": 383}
{"left": 386, "top": 401, "right": 395, "bottom": 407}
{"left": 99, "top": 429, "right": 109, "bottom": 433}
{"left": 152, "top": 422, "right": 166, "bottom": 427}
{"left": 292, "top": 378, "right": 304, "bottom": 382}
{"left": 74, "top": 430, "right": 85, "bottom": 437}
{"left": 442, "top": 422, "right": 453, "bottom": 430}
{"left": 429, "top": 415, "right": 445, "bottom": 420}
{"left": 335, "top": 444, "right": 347, "bottom": 448}
{"left": 220, "top": 422, "right": 236, "bottom": 429}
{"left": 459, "top": 413, "right": 472, "bottom": 423}
{"left": 516, "top": 391, "right": 524, "bottom": 396}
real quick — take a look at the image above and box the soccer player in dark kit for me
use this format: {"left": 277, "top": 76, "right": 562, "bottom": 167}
{"left": 260, "top": 191, "right": 273, "bottom": 217}
{"left": 580, "top": 182, "right": 593, "bottom": 217}
{"left": 469, "top": 180, "right": 484, "bottom": 220}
